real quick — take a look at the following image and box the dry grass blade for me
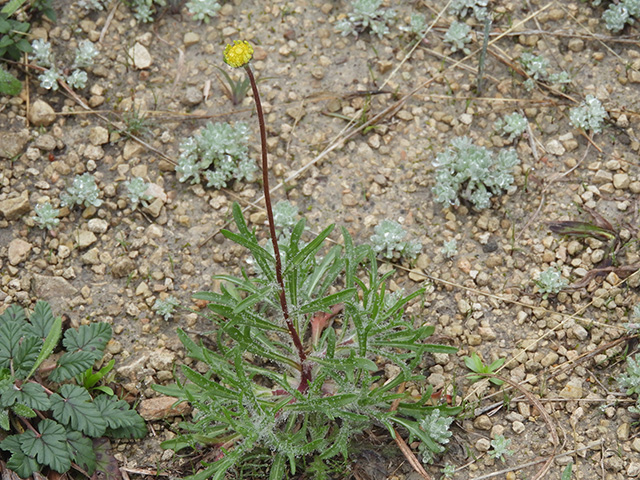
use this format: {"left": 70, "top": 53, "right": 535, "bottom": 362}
{"left": 391, "top": 428, "right": 432, "bottom": 480}
{"left": 491, "top": 374, "right": 559, "bottom": 480}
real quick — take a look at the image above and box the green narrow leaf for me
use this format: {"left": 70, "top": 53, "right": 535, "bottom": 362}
{"left": 269, "top": 453, "right": 287, "bottom": 480}
{"left": 0, "top": 381, "right": 50, "bottom": 410}
{"left": 286, "top": 224, "right": 335, "bottom": 271}
{"left": 297, "top": 288, "right": 356, "bottom": 315}
{"left": 0, "top": 0, "right": 28, "bottom": 16}
{"left": 0, "top": 435, "right": 40, "bottom": 478}
{"left": 62, "top": 323, "right": 112, "bottom": 359}
{"left": 26, "top": 310, "right": 62, "bottom": 380}
{"left": 561, "top": 462, "right": 573, "bottom": 480}
{"left": 66, "top": 431, "right": 97, "bottom": 474}
{"left": 19, "top": 418, "right": 72, "bottom": 473}
{"left": 49, "top": 350, "right": 99, "bottom": 383}
{"left": 50, "top": 384, "right": 107, "bottom": 437}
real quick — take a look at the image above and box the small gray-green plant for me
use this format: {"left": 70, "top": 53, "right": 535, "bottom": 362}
{"left": 370, "top": 219, "right": 422, "bottom": 260}
{"left": 569, "top": 94, "right": 607, "bottom": 134}
{"left": 535, "top": 266, "right": 568, "bottom": 298}
{"left": 463, "top": 352, "right": 505, "bottom": 386}
{"left": 494, "top": 112, "right": 527, "bottom": 142}
{"left": 619, "top": 353, "right": 640, "bottom": 414}
{"left": 441, "top": 239, "right": 458, "bottom": 259}
{"left": 60, "top": 173, "right": 103, "bottom": 209}
{"left": 441, "top": 463, "right": 456, "bottom": 478}
{"left": 449, "top": 0, "right": 489, "bottom": 21}
{"left": 444, "top": 21, "right": 472, "bottom": 54}
{"left": 32, "top": 203, "right": 60, "bottom": 231}
{"left": 273, "top": 200, "right": 299, "bottom": 238}
{"left": 153, "top": 295, "right": 180, "bottom": 321}
{"left": 599, "top": 0, "right": 640, "bottom": 32}
{"left": 334, "top": 0, "right": 396, "bottom": 39}
{"left": 624, "top": 304, "right": 640, "bottom": 333}
{"left": 518, "top": 52, "right": 571, "bottom": 91}
{"left": 432, "top": 136, "right": 520, "bottom": 210}
{"left": 415, "top": 409, "right": 454, "bottom": 465}
{"left": 489, "top": 435, "right": 513, "bottom": 461}
{"left": 125, "top": 0, "right": 166, "bottom": 23}
{"left": 175, "top": 121, "right": 257, "bottom": 188}
{"left": 0, "top": 301, "right": 146, "bottom": 478}
{"left": 125, "top": 177, "right": 153, "bottom": 209}
{"left": 400, "top": 12, "right": 427, "bottom": 36}
{"left": 186, "top": 0, "right": 220, "bottom": 22}
{"left": 30, "top": 38, "right": 97, "bottom": 91}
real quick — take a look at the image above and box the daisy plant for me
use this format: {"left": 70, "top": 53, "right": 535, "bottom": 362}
{"left": 155, "top": 40, "right": 459, "bottom": 479}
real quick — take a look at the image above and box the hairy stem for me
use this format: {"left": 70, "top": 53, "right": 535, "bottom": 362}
{"left": 244, "top": 66, "right": 311, "bottom": 392}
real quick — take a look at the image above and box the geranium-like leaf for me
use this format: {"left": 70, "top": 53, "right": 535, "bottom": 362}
{"left": 0, "top": 381, "right": 50, "bottom": 410}
{"left": 25, "top": 301, "right": 57, "bottom": 339}
{"left": 0, "top": 319, "right": 27, "bottom": 369}
{"left": 50, "top": 384, "right": 107, "bottom": 437}
{"left": 0, "top": 435, "right": 40, "bottom": 478}
{"left": 49, "top": 350, "right": 99, "bottom": 383}
{"left": 13, "top": 336, "right": 42, "bottom": 379}
{"left": 19, "top": 418, "right": 72, "bottom": 473}
{"left": 93, "top": 394, "right": 147, "bottom": 438}
{"left": 62, "top": 323, "right": 112, "bottom": 360}
{"left": 66, "top": 430, "right": 97, "bottom": 474}
{"left": 93, "top": 438, "right": 123, "bottom": 480}
{"left": 0, "top": 304, "right": 26, "bottom": 323}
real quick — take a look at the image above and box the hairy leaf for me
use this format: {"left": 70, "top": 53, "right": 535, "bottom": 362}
{"left": 93, "top": 394, "right": 147, "bottom": 438}
{"left": 50, "top": 384, "right": 107, "bottom": 437}
{"left": 0, "top": 381, "right": 50, "bottom": 410}
{"left": 0, "top": 434, "right": 40, "bottom": 478}
{"left": 11, "top": 402, "right": 36, "bottom": 418}
{"left": 50, "top": 350, "right": 100, "bottom": 383}
{"left": 27, "top": 313, "right": 62, "bottom": 380}
{"left": 0, "top": 304, "right": 26, "bottom": 323}
{"left": 66, "top": 430, "right": 97, "bottom": 474}
{"left": 62, "top": 323, "right": 112, "bottom": 359}
{"left": 0, "top": 407, "right": 8, "bottom": 430}
{"left": 19, "top": 419, "right": 71, "bottom": 473}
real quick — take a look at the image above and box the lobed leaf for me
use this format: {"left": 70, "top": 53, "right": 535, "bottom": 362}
{"left": 50, "top": 350, "right": 100, "bottom": 383}
{"left": 12, "top": 336, "right": 42, "bottom": 379}
{"left": 62, "top": 322, "right": 112, "bottom": 359}
{"left": 0, "top": 381, "right": 50, "bottom": 410}
{"left": 19, "top": 418, "right": 72, "bottom": 473}
{"left": 65, "top": 430, "right": 97, "bottom": 474}
{"left": 93, "top": 394, "right": 147, "bottom": 438}
{"left": 1, "top": 434, "right": 40, "bottom": 478}
{"left": 26, "top": 300, "right": 58, "bottom": 339}
{"left": 0, "top": 319, "right": 27, "bottom": 369}
{"left": 50, "top": 384, "right": 107, "bottom": 437}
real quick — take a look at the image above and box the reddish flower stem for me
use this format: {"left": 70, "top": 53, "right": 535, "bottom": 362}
{"left": 244, "top": 66, "right": 311, "bottom": 392}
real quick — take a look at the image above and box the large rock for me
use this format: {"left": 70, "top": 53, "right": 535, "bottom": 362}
{"left": 28, "top": 99, "right": 56, "bottom": 126}
{"left": 30, "top": 274, "right": 78, "bottom": 312}
{"left": 0, "top": 190, "right": 30, "bottom": 220}
{"left": 129, "top": 43, "right": 152, "bottom": 69}
{"left": 8, "top": 238, "right": 32, "bottom": 265}
{"left": 0, "top": 130, "right": 30, "bottom": 158}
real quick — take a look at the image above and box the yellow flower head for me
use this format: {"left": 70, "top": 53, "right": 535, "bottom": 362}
{"left": 223, "top": 40, "right": 254, "bottom": 68}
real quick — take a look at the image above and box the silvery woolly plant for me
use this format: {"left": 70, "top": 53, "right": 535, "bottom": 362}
{"left": 432, "top": 136, "right": 520, "bottom": 210}
{"left": 334, "top": 0, "right": 396, "bottom": 39}
{"left": 155, "top": 40, "right": 460, "bottom": 480}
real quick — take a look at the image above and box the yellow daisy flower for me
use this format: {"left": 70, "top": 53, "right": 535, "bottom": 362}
{"left": 223, "top": 40, "right": 254, "bottom": 68}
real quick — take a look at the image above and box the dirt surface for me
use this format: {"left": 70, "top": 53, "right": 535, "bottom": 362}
{"left": 2, "top": 0, "right": 640, "bottom": 479}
